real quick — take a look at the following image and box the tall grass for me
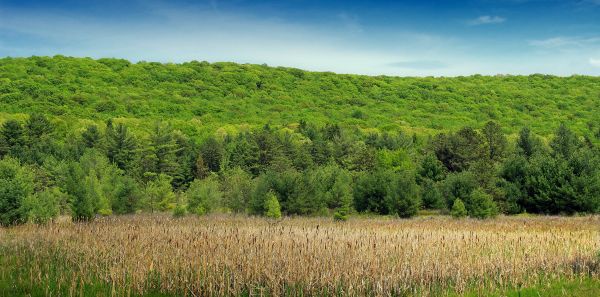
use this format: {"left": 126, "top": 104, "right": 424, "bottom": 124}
{"left": 1, "top": 215, "right": 599, "bottom": 296}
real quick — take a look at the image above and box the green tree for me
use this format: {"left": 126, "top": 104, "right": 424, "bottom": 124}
{"left": 441, "top": 172, "right": 478, "bottom": 209}
{"left": 143, "top": 122, "right": 179, "bottom": 176}
{"left": 185, "top": 177, "right": 222, "bottom": 215}
{"left": 420, "top": 179, "right": 444, "bottom": 209}
{"left": 418, "top": 154, "right": 446, "bottom": 182}
{"left": 432, "top": 127, "right": 485, "bottom": 172}
{"left": 467, "top": 188, "right": 498, "bottom": 219}
{"left": 81, "top": 125, "right": 102, "bottom": 149}
{"left": 516, "top": 127, "right": 541, "bottom": 158}
{"left": 142, "top": 174, "right": 176, "bottom": 212}
{"left": 385, "top": 173, "right": 421, "bottom": 218}
{"left": 111, "top": 176, "right": 140, "bottom": 214}
{"left": 450, "top": 198, "right": 467, "bottom": 218}
{"left": 0, "top": 120, "right": 25, "bottom": 159}
{"left": 0, "top": 157, "right": 34, "bottom": 225}
{"left": 25, "top": 113, "right": 53, "bottom": 141}
{"left": 550, "top": 124, "right": 581, "bottom": 158}
{"left": 106, "top": 122, "right": 137, "bottom": 171}
{"left": 330, "top": 170, "right": 353, "bottom": 221}
{"left": 482, "top": 121, "right": 507, "bottom": 162}
{"left": 200, "top": 137, "right": 224, "bottom": 173}
{"left": 221, "top": 167, "right": 253, "bottom": 213}
{"left": 264, "top": 191, "right": 282, "bottom": 219}
{"left": 22, "top": 187, "right": 65, "bottom": 224}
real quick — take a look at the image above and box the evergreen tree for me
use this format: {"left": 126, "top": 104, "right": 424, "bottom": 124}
{"left": 81, "top": 125, "right": 102, "bottom": 149}
{"left": 451, "top": 198, "right": 467, "bottom": 218}
{"left": 0, "top": 158, "right": 34, "bottom": 226}
{"left": 142, "top": 174, "right": 176, "bottom": 212}
{"left": 482, "top": 121, "right": 507, "bottom": 162}
{"left": 186, "top": 177, "right": 222, "bottom": 215}
{"left": 106, "top": 123, "right": 137, "bottom": 171}
{"left": 467, "top": 188, "right": 498, "bottom": 219}
{"left": 264, "top": 191, "right": 282, "bottom": 219}
{"left": 0, "top": 120, "right": 25, "bottom": 159}
{"left": 200, "top": 137, "right": 224, "bottom": 173}
{"left": 550, "top": 124, "right": 581, "bottom": 159}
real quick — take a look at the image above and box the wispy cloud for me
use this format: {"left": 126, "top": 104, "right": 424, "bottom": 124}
{"left": 529, "top": 36, "right": 600, "bottom": 48}
{"left": 468, "top": 15, "right": 506, "bottom": 26}
{"left": 590, "top": 58, "right": 600, "bottom": 67}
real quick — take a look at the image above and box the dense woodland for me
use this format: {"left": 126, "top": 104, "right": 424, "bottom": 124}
{"left": 0, "top": 56, "right": 599, "bottom": 225}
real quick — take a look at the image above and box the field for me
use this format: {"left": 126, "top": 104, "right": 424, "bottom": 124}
{"left": 1, "top": 215, "right": 599, "bottom": 296}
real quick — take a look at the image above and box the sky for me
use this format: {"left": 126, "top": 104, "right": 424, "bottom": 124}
{"left": 1, "top": 0, "right": 600, "bottom": 76}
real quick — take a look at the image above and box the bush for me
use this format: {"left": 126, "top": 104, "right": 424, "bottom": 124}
{"left": 143, "top": 174, "right": 176, "bottom": 212}
{"left": 172, "top": 203, "right": 187, "bottom": 218}
{"left": 451, "top": 198, "right": 467, "bottom": 218}
{"left": 420, "top": 179, "right": 444, "bottom": 209}
{"left": 385, "top": 173, "right": 420, "bottom": 218}
{"left": 467, "top": 188, "right": 498, "bottom": 219}
{"left": 441, "top": 172, "right": 478, "bottom": 209}
{"left": 264, "top": 191, "right": 281, "bottom": 219}
{"left": 186, "top": 177, "right": 222, "bottom": 215}
{"left": 22, "top": 187, "right": 66, "bottom": 224}
{"left": 0, "top": 157, "right": 34, "bottom": 226}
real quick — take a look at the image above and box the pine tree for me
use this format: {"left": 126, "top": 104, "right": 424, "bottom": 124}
{"left": 81, "top": 125, "right": 102, "bottom": 149}
{"left": 106, "top": 123, "right": 137, "bottom": 171}
{"left": 200, "top": 137, "right": 224, "bottom": 173}
{"left": 482, "top": 121, "right": 507, "bottom": 162}
{"left": 264, "top": 191, "right": 282, "bottom": 219}
{"left": 0, "top": 120, "right": 25, "bottom": 159}
{"left": 451, "top": 198, "right": 467, "bottom": 218}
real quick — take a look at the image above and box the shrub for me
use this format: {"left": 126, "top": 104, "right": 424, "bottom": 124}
{"left": 451, "top": 199, "right": 467, "bottom": 218}
{"left": 172, "top": 203, "right": 187, "bottom": 218}
{"left": 186, "top": 177, "right": 222, "bottom": 215}
{"left": 142, "top": 174, "right": 176, "bottom": 212}
{"left": 468, "top": 188, "right": 498, "bottom": 219}
{"left": 0, "top": 157, "right": 35, "bottom": 226}
{"left": 385, "top": 173, "right": 420, "bottom": 218}
{"left": 264, "top": 191, "right": 282, "bottom": 219}
{"left": 22, "top": 187, "right": 66, "bottom": 224}
{"left": 420, "top": 179, "right": 444, "bottom": 209}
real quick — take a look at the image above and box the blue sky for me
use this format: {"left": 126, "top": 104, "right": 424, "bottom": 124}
{"left": 1, "top": 0, "right": 600, "bottom": 76}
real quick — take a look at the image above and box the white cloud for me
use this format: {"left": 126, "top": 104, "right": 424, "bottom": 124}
{"left": 0, "top": 3, "right": 599, "bottom": 76}
{"left": 468, "top": 16, "right": 506, "bottom": 26}
{"left": 529, "top": 36, "right": 600, "bottom": 48}
{"left": 590, "top": 58, "right": 600, "bottom": 67}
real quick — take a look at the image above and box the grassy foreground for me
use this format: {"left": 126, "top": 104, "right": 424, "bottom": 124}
{"left": 1, "top": 215, "right": 599, "bottom": 296}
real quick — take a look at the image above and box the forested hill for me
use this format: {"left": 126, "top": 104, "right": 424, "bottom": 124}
{"left": 1, "top": 56, "right": 599, "bottom": 139}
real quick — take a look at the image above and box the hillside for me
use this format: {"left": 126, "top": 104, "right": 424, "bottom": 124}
{"left": 1, "top": 56, "right": 599, "bottom": 139}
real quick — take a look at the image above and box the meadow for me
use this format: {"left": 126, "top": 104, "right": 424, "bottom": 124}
{"left": 1, "top": 215, "right": 599, "bottom": 296}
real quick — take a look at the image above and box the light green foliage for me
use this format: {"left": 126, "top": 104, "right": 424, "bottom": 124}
{"left": 377, "top": 149, "right": 413, "bottom": 172}
{"left": 1, "top": 56, "right": 598, "bottom": 137}
{"left": 331, "top": 170, "right": 353, "bottom": 221}
{"left": 0, "top": 157, "right": 34, "bottom": 225}
{"left": 172, "top": 201, "right": 187, "bottom": 218}
{"left": 221, "top": 168, "right": 253, "bottom": 213}
{"left": 264, "top": 191, "right": 282, "bottom": 219}
{"left": 143, "top": 174, "right": 176, "bottom": 212}
{"left": 451, "top": 199, "right": 467, "bottom": 218}
{"left": 22, "top": 187, "right": 66, "bottom": 224}
{"left": 0, "top": 57, "right": 599, "bottom": 223}
{"left": 468, "top": 188, "right": 498, "bottom": 219}
{"left": 185, "top": 177, "right": 222, "bottom": 215}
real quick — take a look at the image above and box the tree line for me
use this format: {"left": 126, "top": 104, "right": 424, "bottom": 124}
{"left": 1, "top": 114, "right": 599, "bottom": 225}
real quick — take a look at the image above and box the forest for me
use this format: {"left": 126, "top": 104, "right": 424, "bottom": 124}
{"left": 1, "top": 56, "right": 600, "bottom": 297}
{"left": 1, "top": 110, "right": 598, "bottom": 225}
{"left": 0, "top": 57, "right": 599, "bottom": 225}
